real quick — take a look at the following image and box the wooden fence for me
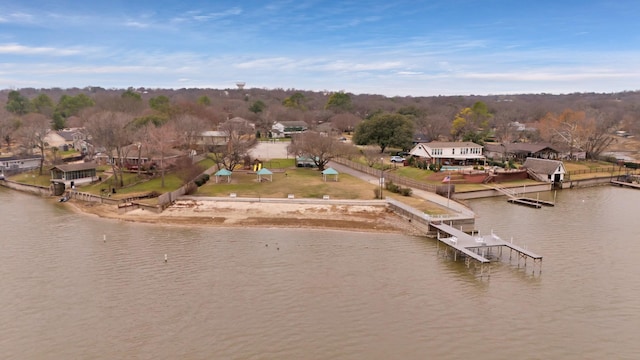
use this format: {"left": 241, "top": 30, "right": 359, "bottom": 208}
{"left": 333, "top": 157, "right": 449, "bottom": 194}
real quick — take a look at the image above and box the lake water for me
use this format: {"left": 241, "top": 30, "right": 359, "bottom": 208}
{"left": 1, "top": 185, "right": 639, "bottom": 359}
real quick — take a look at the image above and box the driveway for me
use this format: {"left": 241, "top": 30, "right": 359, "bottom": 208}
{"left": 249, "top": 141, "right": 290, "bottom": 160}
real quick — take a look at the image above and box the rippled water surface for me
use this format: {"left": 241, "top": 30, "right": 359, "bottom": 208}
{"left": 1, "top": 186, "right": 639, "bottom": 359}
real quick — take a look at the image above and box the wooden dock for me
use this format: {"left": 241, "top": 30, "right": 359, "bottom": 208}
{"left": 430, "top": 222, "right": 542, "bottom": 277}
{"left": 611, "top": 180, "right": 640, "bottom": 189}
{"left": 487, "top": 184, "right": 555, "bottom": 208}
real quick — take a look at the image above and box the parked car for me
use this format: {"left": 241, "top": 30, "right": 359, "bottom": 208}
{"left": 390, "top": 156, "right": 405, "bottom": 163}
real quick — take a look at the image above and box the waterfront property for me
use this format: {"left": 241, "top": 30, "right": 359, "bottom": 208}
{"left": 50, "top": 162, "right": 98, "bottom": 188}
{"left": 0, "top": 155, "right": 42, "bottom": 174}
{"left": 409, "top": 141, "right": 485, "bottom": 166}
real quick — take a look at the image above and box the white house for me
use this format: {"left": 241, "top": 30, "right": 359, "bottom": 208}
{"left": 409, "top": 141, "right": 485, "bottom": 166}
{"left": 0, "top": 155, "right": 42, "bottom": 174}
{"left": 270, "top": 121, "right": 308, "bottom": 138}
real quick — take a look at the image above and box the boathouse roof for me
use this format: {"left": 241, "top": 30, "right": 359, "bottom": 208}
{"left": 522, "top": 158, "right": 565, "bottom": 175}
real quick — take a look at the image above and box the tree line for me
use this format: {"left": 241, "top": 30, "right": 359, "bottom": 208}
{"left": 1, "top": 86, "right": 638, "bottom": 179}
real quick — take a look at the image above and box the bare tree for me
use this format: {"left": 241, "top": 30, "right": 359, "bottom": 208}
{"left": 172, "top": 113, "right": 207, "bottom": 151}
{"left": 330, "top": 113, "right": 362, "bottom": 134}
{"left": 582, "top": 110, "right": 618, "bottom": 160}
{"left": 361, "top": 146, "right": 384, "bottom": 167}
{"left": 19, "top": 113, "right": 51, "bottom": 174}
{"left": 538, "top": 109, "right": 586, "bottom": 159}
{"left": 0, "top": 108, "right": 20, "bottom": 151}
{"left": 148, "top": 123, "right": 178, "bottom": 188}
{"left": 209, "top": 118, "right": 257, "bottom": 171}
{"left": 85, "top": 111, "right": 133, "bottom": 188}
{"left": 414, "top": 113, "right": 449, "bottom": 142}
{"left": 287, "top": 131, "right": 349, "bottom": 171}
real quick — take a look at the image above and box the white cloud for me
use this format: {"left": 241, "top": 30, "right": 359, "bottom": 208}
{"left": 0, "top": 43, "right": 81, "bottom": 56}
{"left": 171, "top": 7, "right": 242, "bottom": 24}
{"left": 125, "top": 21, "right": 150, "bottom": 29}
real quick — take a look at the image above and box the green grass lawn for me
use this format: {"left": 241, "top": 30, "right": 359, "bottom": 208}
{"left": 196, "top": 167, "right": 378, "bottom": 199}
{"left": 393, "top": 166, "right": 435, "bottom": 182}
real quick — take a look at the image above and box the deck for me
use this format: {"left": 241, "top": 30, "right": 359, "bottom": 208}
{"left": 430, "top": 222, "right": 542, "bottom": 277}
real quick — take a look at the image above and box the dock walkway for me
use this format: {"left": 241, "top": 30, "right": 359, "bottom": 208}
{"left": 486, "top": 184, "right": 555, "bottom": 208}
{"left": 611, "top": 180, "right": 640, "bottom": 189}
{"left": 431, "top": 222, "right": 542, "bottom": 276}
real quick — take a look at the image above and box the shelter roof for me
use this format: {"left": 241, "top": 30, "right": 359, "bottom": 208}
{"left": 322, "top": 167, "right": 339, "bottom": 175}
{"left": 50, "top": 162, "right": 96, "bottom": 172}
{"left": 215, "top": 169, "right": 232, "bottom": 176}
{"left": 522, "top": 158, "right": 564, "bottom": 175}
{"left": 256, "top": 168, "right": 272, "bottom": 175}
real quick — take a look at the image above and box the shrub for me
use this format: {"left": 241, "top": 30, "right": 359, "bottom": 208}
{"left": 194, "top": 173, "right": 210, "bottom": 187}
{"left": 399, "top": 187, "right": 412, "bottom": 196}
{"left": 385, "top": 181, "right": 399, "bottom": 193}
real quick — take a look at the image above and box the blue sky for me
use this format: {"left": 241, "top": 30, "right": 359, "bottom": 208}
{"left": 1, "top": 0, "right": 639, "bottom": 96}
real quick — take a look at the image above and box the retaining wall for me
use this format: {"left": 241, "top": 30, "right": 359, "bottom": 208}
{"left": 0, "top": 180, "right": 51, "bottom": 196}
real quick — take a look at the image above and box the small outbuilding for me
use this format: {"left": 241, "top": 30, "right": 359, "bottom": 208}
{"left": 50, "top": 162, "right": 98, "bottom": 188}
{"left": 321, "top": 167, "right": 339, "bottom": 182}
{"left": 256, "top": 168, "right": 273, "bottom": 182}
{"left": 522, "top": 157, "right": 565, "bottom": 186}
{"left": 214, "top": 168, "right": 232, "bottom": 183}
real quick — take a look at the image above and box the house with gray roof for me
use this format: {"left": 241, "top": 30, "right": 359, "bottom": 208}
{"left": 484, "top": 142, "right": 560, "bottom": 162}
{"left": 50, "top": 162, "right": 97, "bottom": 188}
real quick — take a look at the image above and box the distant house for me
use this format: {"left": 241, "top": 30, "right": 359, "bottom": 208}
{"left": 409, "top": 141, "right": 485, "bottom": 166}
{"left": 44, "top": 130, "right": 67, "bottom": 148}
{"left": 484, "top": 143, "right": 560, "bottom": 162}
{"left": 522, "top": 157, "right": 565, "bottom": 185}
{"left": 0, "top": 155, "right": 42, "bottom": 174}
{"left": 222, "top": 117, "right": 255, "bottom": 130}
{"left": 271, "top": 121, "right": 308, "bottom": 138}
{"left": 111, "top": 144, "right": 184, "bottom": 170}
{"left": 412, "top": 133, "right": 432, "bottom": 145}
{"left": 44, "top": 128, "right": 88, "bottom": 151}
{"left": 50, "top": 162, "right": 97, "bottom": 188}
{"left": 197, "top": 130, "right": 229, "bottom": 151}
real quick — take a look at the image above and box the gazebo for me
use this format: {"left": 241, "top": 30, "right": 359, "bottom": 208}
{"left": 256, "top": 168, "right": 273, "bottom": 182}
{"left": 322, "top": 167, "right": 339, "bottom": 182}
{"left": 214, "top": 168, "right": 232, "bottom": 183}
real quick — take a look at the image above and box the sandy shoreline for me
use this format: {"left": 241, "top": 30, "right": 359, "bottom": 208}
{"left": 68, "top": 198, "right": 415, "bottom": 234}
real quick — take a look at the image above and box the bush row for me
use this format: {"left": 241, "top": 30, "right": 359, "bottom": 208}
{"left": 194, "top": 173, "right": 210, "bottom": 187}
{"left": 385, "top": 181, "right": 412, "bottom": 196}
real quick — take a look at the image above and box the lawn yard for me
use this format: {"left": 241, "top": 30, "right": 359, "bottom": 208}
{"left": 196, "top": 167, "right": 378, "bottom": 199}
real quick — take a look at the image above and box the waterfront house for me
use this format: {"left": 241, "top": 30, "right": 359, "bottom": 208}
{"left": 50, "top": 162, "right": 98, "bottom": 188}
{"left": 0, "top": 155, "right": 42, "bottom": 174}
{"left": 409, "top": 141, "right": 485, "bottom": 166}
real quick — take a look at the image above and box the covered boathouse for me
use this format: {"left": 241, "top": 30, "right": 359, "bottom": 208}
{"left": 50, "top": 162, "right": 98, "bottom": 189}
